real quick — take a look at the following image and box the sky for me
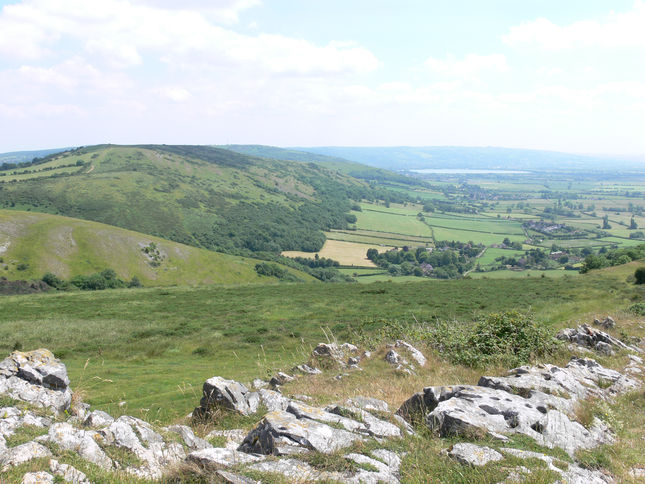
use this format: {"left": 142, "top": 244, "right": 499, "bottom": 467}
{"left": 1, "top": 0, "right": 644, "bottom": 154}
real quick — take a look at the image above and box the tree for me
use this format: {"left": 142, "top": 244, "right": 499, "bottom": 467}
{"left": 602, "top": 215, "right": 611, "bottom": 230}
{"left": 366, "top": 248, "right": 378, "bottom": 261}
{"left": 635, "top": 267, "right": 645, "bottom": 285}
{"left": 630, "top": 217, "right": 638, "bottom": 230}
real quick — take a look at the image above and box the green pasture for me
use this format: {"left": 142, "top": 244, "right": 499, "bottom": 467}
{"left": 476, "top": 248, "right": 527, "bottom": 267}
{"left": 354, "top": 209, "right": 433, "bottom": 237}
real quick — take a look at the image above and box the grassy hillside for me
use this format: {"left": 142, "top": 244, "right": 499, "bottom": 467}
{"left": 0, "top": 210, "right": 314, "bottom": 286}
{"left": 0, "top": 261, "right": 642, "bottom": 421}
{"left": 0, "top": 144, "right": 373, "bottom": 253}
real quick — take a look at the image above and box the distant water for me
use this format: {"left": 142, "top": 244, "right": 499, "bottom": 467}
{"left": 411, "top": 168, "right": 530, "bottom": 174}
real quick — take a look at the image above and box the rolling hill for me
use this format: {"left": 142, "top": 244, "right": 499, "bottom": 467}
{"left": 0, "top": 144, "right": 376, "bottom": 254}
{"left": 0, "top": 210, "right": 314, "bottom": 286}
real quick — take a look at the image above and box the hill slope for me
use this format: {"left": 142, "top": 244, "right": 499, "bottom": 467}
{"left": 0, "top": 210, "right": 314, "bottom": 286}
{"left": 0, "top": 145, "right": 373, "bottom": 253}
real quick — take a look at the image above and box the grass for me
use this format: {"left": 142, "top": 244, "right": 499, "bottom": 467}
{"left": 0, "top": 263, "right": 641, "bottom": 423}
{"left": 0, "top": 209, "right": 314, "bottom": 285}
{"left": 354, "top": 209, "right": 433, "bottom": 237}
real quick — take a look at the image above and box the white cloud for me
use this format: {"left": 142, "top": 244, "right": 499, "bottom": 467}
{"left": 425, "top": 53, "right": 508, "bottom": 77}
{"left": 503, "top": 0, "right": 645, "bottom": 49}
{"left": 154, "top": 87, "right": 191, "bottom": 102}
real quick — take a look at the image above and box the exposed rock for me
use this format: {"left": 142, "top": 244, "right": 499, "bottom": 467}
{"left": 269, "top": 372, "right": 295, "bottom": 387}
{"left": 629, "top": 467, "right": 645, "bottom": 479}
{"left": 326, "top": 405, "right": 402, "bottom": 438}
{"left": 50, "top": 459, "right": 90, "bottom": 483}
{"left": 187, "top": 447, "right": 264, "bottom": 468}
{"left": 167, "top": 424, "right": 211, "bottom": 450}
{"left": 394, "top": 340, "right": 427, "bottom": 367}
{"left": 1, "top": 441, "right": 52, "bottom": 471}
{"left": 346, "top": 396, "right": 390, "bottom": 413}
{"left": 595, "top": 341, "right": 615, "bottom": 356}
{"left": 628, "top": 354, "right": 643, "bottom": 365}
{"left": 341, "top": 343, "right": 359, "bottom": 354}
{"left": 557, "top": 324, "right": 642, "bottom": 354}
{"left": 216, "top": 469, "right": 260, "bottom": 484}
{"left": 48, "top": 422, "right": 113, "bottom": 470}
{"left": 371, "top": 449, "right": 401, "bottom": 473}
{"left": 593, "top": 316, "right": 615, "bottom": 329}
{"left": 258, "top": 388, "right": 291, "bottom": 412}
{"left": 344, "top": 452, "right": 400, "bottom": 483}
{"left": 84, "top": 410, "right": 114, "bottom": 428}
{"left": 247, "top": 458, "right": 342, "bottom": 481}
{"left": 238, "top": 410, "right": 364, "bottom": 455}
{"left": 21, "top": 472, "right": 54, "bottom": 484}
{"left": 445, "top": 443, "right": 503, "bottom": 466}
{"left": 385, "top": 350, "right": 405, "bottom": 366}
{"left": 312, "top": 342, "right": 348, "bottom": 367}
{"left": 251, "top": 378, "right": 268, "bottom": 390}
{"left": 288, "top": 401, "right": 367, "bottom": 433}
{"left": 293, "top": 364, "right": 322, "bottom": 375}
{"left": 397, "top": 358, "right": 633, "bottom": 457}
{"left": 0, "top": 349, "right": 72, "bottom": 414}
{"left": 194, "top": 376, "right": 260, "bottom": 417}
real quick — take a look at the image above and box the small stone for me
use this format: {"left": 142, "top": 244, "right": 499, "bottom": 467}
{"left": 269, "top": 372, "right": 295, "bottom": 387}
{"left": 595, "top": 342, "right": 614, "bottom": 356}
{"left": 293, "top": 364, "right": 322, "bottom": 375}
{"left": 446, "top": 443, "right": 503, "bottom": 466}
{"left": 346, "top": 396, "right": 390, "bottom": 413}
{"left": 84, "top": 410, "right": 114, "bottom": 428}
{"left": 1, "top": 441, "right": 52, "bottom": 471}
{"left": 50, "top": 459, "right": 90, "bottom": 483}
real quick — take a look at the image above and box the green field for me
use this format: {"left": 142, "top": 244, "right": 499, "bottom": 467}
{"left": 0, "top": 264, "right": 640, "bottom": 422}
{"left": 355, "top": 208, "right": 433, "bottom": 237}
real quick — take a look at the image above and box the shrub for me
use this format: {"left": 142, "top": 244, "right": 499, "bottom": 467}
{"left": 635, "top": 267, "right": 645, "bottom": 285}
{"left": 628, "top": 302, "right": 645, "bottom": 315}
{"left": 16, "top": 263, "right": 29, "bottom": 271}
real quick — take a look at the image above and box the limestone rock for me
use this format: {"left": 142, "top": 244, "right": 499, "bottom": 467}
{"left": 344, "top": 452, "right": 400, "bottom": 483}
{"left": 395, "top": 340, "right": 427, "bottom": 367}
{"left": 312, "top": 343, "right": 348, "bottom": 367}
{"left": 187, "top": 447, "right": 264, "bottom": 467}
{"left": 49, "top": 459, "right": 90, "bottom": 483}
{"left": 247, "top": 458, "right": 343, "bottom": 482}
{"left": 0, "top": 349, "right": 72, "bottom": 414}
{"left": 593, "top": 316, "right": 615, "bottom": 329}
{"left": 269, "top": 372, "right": 295, "bottom": 387}
{"left": 84, "top": 410, "right": 114, "bottom": 428}
{"left": 288, "top": 401, "right": 367, "bottom": 433}
{"left": 326, "top": 405, "right": 402, "bottom": 438}
{"left": 293, "top": 364, "right": 322, "bottom": 375}
{"left": 1, "top": 441, "right": 52, "bottom": 471}
{"left": 194, "top": 376, "right": 260, "bottom": 417}
{"left": 238, "top": 410, "right": 364, "bottom": 455}
{"left": 167, "top": 424, "right": 211, "bottom": 450}
{"left": 205, "top": 429, "right": 247, "bottom": 449}
{"left": 446, "top": 443, "right": 503, "bottom": 466}
{"left": 48, "top": 422, "right": 113, "bottom": 470}
{"left": 21, "top": 472, "right": 54, "bottom": 484}
{"left": 557, "top": 324, "right": 642, "bottom": 354}
{"left": 216, "top": 469, "right": 260, "bottom": 484}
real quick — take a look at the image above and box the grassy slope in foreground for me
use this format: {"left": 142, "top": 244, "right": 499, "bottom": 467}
{"left": 0, "top": 209, "right": 314, "bottom": 285}
{"left": 0, "top": 261, "right": 641, "bottom": 421}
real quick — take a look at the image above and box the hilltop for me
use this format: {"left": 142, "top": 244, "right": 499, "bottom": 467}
{"left": 0, "top": 210, "right": 314, "bottom": 287}
{"left": 0, "top": 144, "right": 376, "bottom": 254}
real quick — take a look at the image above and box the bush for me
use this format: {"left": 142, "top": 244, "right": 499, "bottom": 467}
{"left": 628, "top": 302, "right": 645, "bottom": 315}
{"left": 426, "top": 311, "right": 557, "bottom": 368}
{"left": 635, "top": 267, "right": 645, "bottom": 285}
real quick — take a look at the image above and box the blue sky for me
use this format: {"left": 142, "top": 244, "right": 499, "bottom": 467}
{"left": 1, "top": 0, "right": 644, "bottom": 155}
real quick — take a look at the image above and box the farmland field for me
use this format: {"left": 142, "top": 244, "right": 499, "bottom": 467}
{"left": 283, "top": 239, "right": 392, "bottom": 267}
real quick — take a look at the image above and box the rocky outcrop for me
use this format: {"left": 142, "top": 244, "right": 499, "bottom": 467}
{"left": 0, "top": 349, "right": 72, "bottom": 414}
{"left": 397, "top": 357, "right": 639, "bottom": 457}
{"left": 445, "top": 443, "right": 503, "bottom": 466}
{"left": 557, "top": 324, "right": 642, "bottom": 355}
{"left": 193, "top": 376, "right": 260, "bottom": 417}
{"left": 593, "top": 316, "right": 615, "bottom": 330}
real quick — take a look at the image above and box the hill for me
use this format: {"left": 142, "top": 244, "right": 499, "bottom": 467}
{"left": 292, "top": 146, "right": 644, "bottom": 171}
{"left": 0, "top": 209, "right": 314, "bottom": 286}
{"left": 0, "top": 144, "right": 379, "bottom": 254}
{"left": 0, "top": 147, "right": 72, "bottom": 165}
{"left": 220, "top": 144, "right": 424, "bottom": 186}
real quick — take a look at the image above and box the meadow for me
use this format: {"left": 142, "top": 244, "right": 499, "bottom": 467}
{"left": 0, "top": 264, "right": 641, "bottom": 423}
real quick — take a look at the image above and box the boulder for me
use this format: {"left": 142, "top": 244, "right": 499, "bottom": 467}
{"left": 49, "top": 459, "right": 90, "bottom": 483}
{"left": 445, "top": 443, "right": 503, "bottom": 466}
{"left": 346, "top": 396, "right": 390, "bottom": 413}
{"left": 312, "top": 342, "right": 347, "bottom": 367}
{"left": 293, "top": 364, "right": 322, "bottom": 375}
{"left": 238, "top": 410, "right": 363, "bottom": 455}
{"left": 205, "top": 429, "right": 247, "bottom": 450}
{"left": 166, "top": 424, "right": 211, "bottom": 450}
{"left": 48, "top": 422, "right": 113, "bottom": 470}
{"left": 21, "top": 472, "right": 54, "bottom": 484}
{"left": 326, "top": 405, "right": 402, "bottom": 438}
{"left": 247, "top": 458, "right": 343, "bottom": 481}
{"left": 557, "top": 324, "right": 642, "bottom": 354}
{"left": 269, "top": 372, "right": 295, "bottom": 387}
{"left": 194, "top": 376, "right": 260, "bottom": 417}
{"left": 1, "top": 441, "right": 52, "bottom": 471}
{"left": 344, "top": 452, "right": 401, "bottom": 483}
{"left": 0, "top": 349, "right": 72, "bottom": 414}
{"left": 593, "top": 316, "right": 615, "bottom": 329}
{"left": 84, "top": 410, "right": 114, "bottom": 428}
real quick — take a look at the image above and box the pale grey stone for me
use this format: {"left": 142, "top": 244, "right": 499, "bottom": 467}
{"left": 258, "top": 388, "right": 291, "bottom": 412}
{"left": 395, "top": 340, "right": 427, "bottom": 367}
{"left": 216, "top": 469, "right": 260, "bottom": 484}
{"left": 195, "top": 376, "right": 259, "bottom": 416}
{"left": 344, "top": 452, "right": 400, "bottom": 484}
{"left": 251, "top": 378, "right": 268, "bottom": 390}
{"left": 1, "top": 441, "right": 52, "bottom": 471}
{"left": 205, "top": 429, "right": 247, "bottom": 449}
{"left": 187, "top": 447, "right": 264, "bottom": 467}
{"left": 247, "top": 458, "right": 342, "bottom": 481}
{"left": 84, "top": 410, "right": 114, "bottom": 428}
{"left": 238, "top": 410, "right": 364, "bottom": 455}
{"left": 446, "top": 443, "right": 503, "bottom": 466}
{"left": 167, "top": 424, "right": 210, "bottom": 450}
{"left": 21, "top": 471, "right": 54, "bottom": 484}
{"left": 49, "top": 459, "right": 90, "bottom": 483}
{"left": 49, "top": 422, "right": 113, "bottom": 470}
{"left": 371, "top": 449, "right": 401, "bottom": 473}
{"left": 288, "top": 401, "right": 367, "bottom": 433}
{"left": 326, "top": 405, "right": 401, "bottom": 438}
{"left": 294, "top": 364, "right": 322, "bottom": 375}
{"left": 269, "top": 372, "right": 295, "bottom": 387}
